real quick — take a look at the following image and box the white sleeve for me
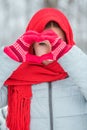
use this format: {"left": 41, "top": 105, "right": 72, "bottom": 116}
{"left": 0, "top": 47, "right": 20, "bottom": 88}
{"left": 59, "top": 45, "right": 87, "bottom": 100}
{"left": 0, "top": 86, "right": 7, "bottom": 108}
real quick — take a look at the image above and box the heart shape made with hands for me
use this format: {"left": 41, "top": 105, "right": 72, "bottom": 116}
{"left": 4, "top": 29, "right": 66, "bottom": 63}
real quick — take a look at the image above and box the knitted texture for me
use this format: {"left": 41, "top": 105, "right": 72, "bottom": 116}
{"left": 4, "top": 61, "right": 68, "bottom": 130}
{"left": 4, "top": 29, "right": 70, "bottom": 63}
{"left": 3, "top": 8, "right": 75, "bottom": 130}
{"left": 26, "top": 8, "right": 75, "bottom": 45}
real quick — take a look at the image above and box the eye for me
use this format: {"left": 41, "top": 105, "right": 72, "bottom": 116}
{"left": 39, "top": 42, "right": 47, "bottom": 46}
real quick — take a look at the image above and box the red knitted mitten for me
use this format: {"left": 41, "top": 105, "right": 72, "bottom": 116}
{"left": 4, "top": 31, "right": 40, "bottom": 62}
{"left": 52, "top": 37, "right": 72, "bottom": 60}
{"left": 4, "top": 29, "right": 72, "bottom": 63}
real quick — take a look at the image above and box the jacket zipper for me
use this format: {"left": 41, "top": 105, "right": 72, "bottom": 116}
{"left": 48, "top": 82, "right": 53, "bottom": 130}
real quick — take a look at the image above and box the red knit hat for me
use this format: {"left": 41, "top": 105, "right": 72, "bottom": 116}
{"left": 26, "top": 8, "right": 75, "bottom": 45}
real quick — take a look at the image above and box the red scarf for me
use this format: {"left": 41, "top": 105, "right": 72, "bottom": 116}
{"left": 4, "top": 61, "right": 68, "bottom": 130}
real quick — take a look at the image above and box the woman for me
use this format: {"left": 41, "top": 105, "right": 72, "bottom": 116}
{"left": 0, "top": 8, "right": 87, "bottom": 130}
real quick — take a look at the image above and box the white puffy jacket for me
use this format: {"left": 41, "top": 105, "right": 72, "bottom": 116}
{"left": 0, "top": 45, "right": 87, "bottom": 130}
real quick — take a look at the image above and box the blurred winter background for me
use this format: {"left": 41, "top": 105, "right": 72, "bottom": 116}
{"left": 0, "top": 0, "right": 87, "bottom": 129}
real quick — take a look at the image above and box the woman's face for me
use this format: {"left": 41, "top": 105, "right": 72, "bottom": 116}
{"left": 33, "top": 25, "right": 67, "bottom": 57}
{"left": 45, "top": 26, "right": 66, "bottom": 42}
{"left": 44, "top": 21, "right": 67, "bottom": 42}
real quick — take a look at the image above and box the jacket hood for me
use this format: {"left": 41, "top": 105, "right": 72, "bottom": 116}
{"left": 26, "top": 8, "right": 75, "bottom": 45}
